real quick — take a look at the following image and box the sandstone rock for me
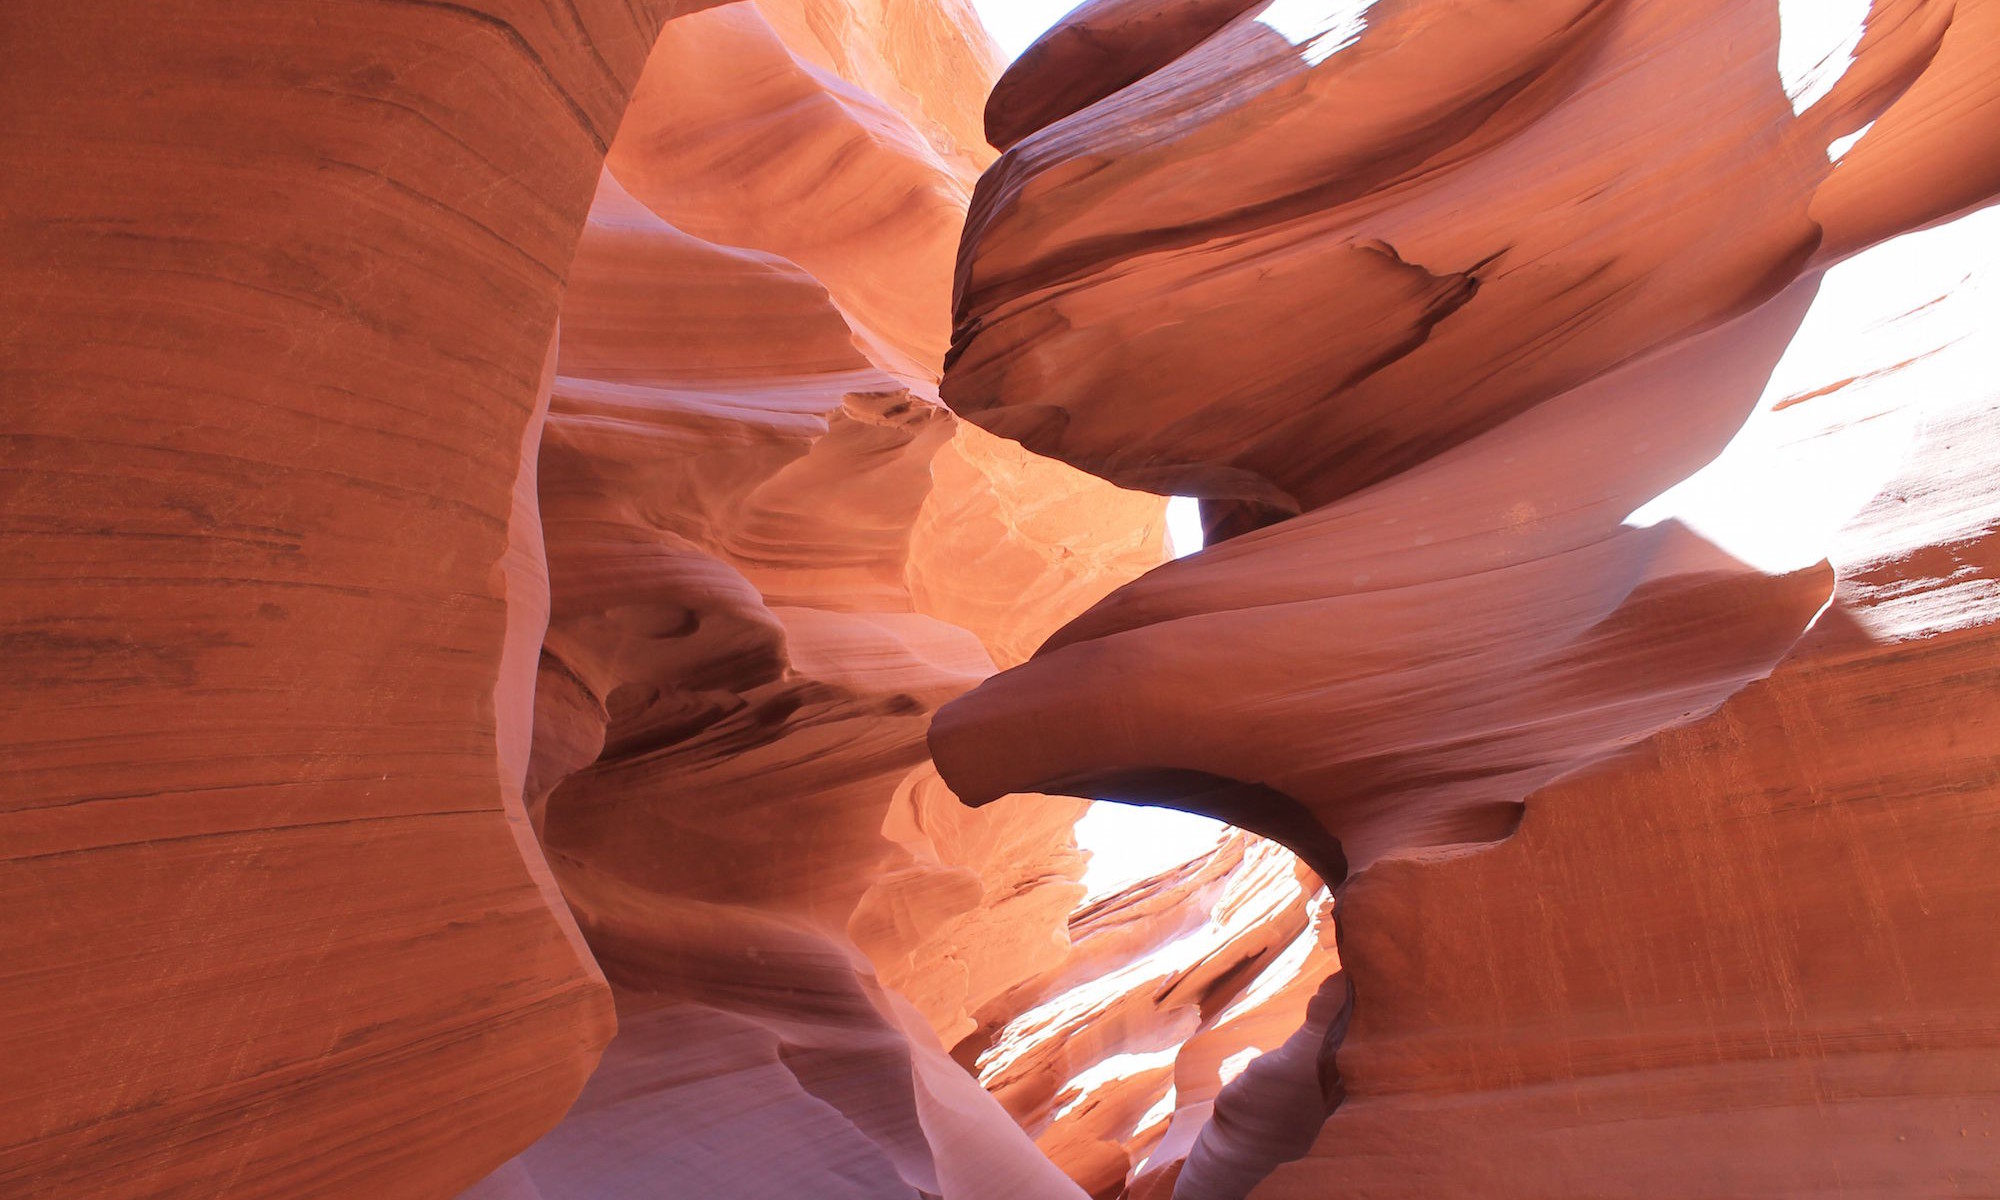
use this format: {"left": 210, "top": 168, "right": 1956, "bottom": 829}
{"left": 473, "top": 5, "right": 1165, "bottom": 1196}
{"left": 1265, "top": 202, "right": 2000, "bottom": 1199}
{"left": 0, "top": 0, "right": 730, "bottom": 1191}
{"left": 934, "top": 2, "right": 2000, "bottom": 1196}
{"left": 943, "top": 0, "right": 1992, "bottom": 514}
{"left": 956, "top": 830, "right": 1334, "bottom": 1196}
{"left": 983, "top": 0, "right": 1268, "bottom": 150}
{"left": 16, "top": 0, "right": 1999, "bottom": 1196}
{"left": 0, "top": 0, "right": 1147, "bottom": 1194}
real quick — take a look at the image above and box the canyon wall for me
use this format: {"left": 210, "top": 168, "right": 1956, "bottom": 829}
{"left": 9, "top": 0, "right": 2000, "bottom": 1197}
{"left": 935, "top": 0, "right": 2000, "bottom": 1196}
{"left": 955, "top": 829, "right": 1341, "bottom": 1198}
{"left": 1, "top": 2, "right": 704, "bottom": 1194}
{"left": 471, "top": 5, "right": 1171, "bottom": 1195}
{"left": 4, "top": 0, "right": 1160, "bottom": 1196}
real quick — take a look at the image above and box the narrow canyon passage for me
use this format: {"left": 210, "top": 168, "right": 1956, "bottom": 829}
{"left": 3, "top": 1, "right": 2000, "bottom": 1199}
{"left": 465, "top": 9, "right": 1338, "bottom": 1196}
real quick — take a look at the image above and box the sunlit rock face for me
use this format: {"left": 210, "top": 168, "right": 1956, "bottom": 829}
{"left": 956, "top": 826, "right": 1340, "bottom": 1198}
{"left": 1263, "top": 201, "right": 2000, "bottom": 1200}
{"left": 935, "top": 0, "right": 2000, "bottom": 1195}
{"left": 469, "top": 3, "right": 1169, "bottom": 1197}
{"left": 15, "top": 0, "right": 1999, "bottom": 1196}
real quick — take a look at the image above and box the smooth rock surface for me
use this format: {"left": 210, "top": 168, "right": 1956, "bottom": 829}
{"left": 470, "top": 5, "right": 1167, "bottom": 1196}
{"left": 1267, "top": 204, "right": 2000, "bottom": 1199}
{"left": 0, "top": 1, "right": 744, "bottom": 1192}
{"left": 934, "top": 1, "right": 2000, "bottom": 1195}
{"left": 0, "top": 0, "right": 1150, "bottom": 1195}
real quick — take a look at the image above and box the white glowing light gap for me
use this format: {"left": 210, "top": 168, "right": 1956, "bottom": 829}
{"left": 1778, "top": 0, "right": 1869, "bottom": 115}
{"left": 1827, "top": 119, "right": 1875, "bottom": 163}
{"left": 1166, "top": 496, "right": 1206, "bottom": 558}
{"left": 1624, "top": 207, "right": 2000, "bottom": 578}
{"left": 1075, "top": 802, "right": 1229, "bottom": 903}
{"left": 970, "top": 0, "right": 1085, "bottom": 60}
{"left": 1255, "top": 0, "right": 1382, "bottom": 66}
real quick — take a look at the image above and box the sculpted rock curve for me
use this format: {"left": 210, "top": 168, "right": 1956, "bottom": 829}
{"left": 934, "top": 1, "right": 2000, "bottom": 1195}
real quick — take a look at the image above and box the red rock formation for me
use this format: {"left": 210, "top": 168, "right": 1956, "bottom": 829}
{"left": 0, "top": 1, "right": 737, "bottom": 1192}
{"left": 943, "top": 0, "right": 1997, "bottom": 514}
{"left": 2, "top": 0, "right": 1156, "bottom": 1194}
{"left": 934, "top": 1, "right": 2000, "bottom": 1195}
{"left": 470, "top": 4, "right": 1169, "bottom": 1196}
{"left": 16, "top": 0, "right": 1999, "bottom": 1196}
{"left": 1267, "top": 205, "right": 2000, "bottom": 1198}
{"left": 983, "top": 0, "right": 1269, "bottom": 151}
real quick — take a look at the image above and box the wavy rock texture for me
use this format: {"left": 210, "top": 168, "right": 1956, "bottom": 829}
{"left": 982, "top": 0, "right": 1269, "bottom": 151}
{"left": 1268, "top": 202, "right": 2000, "bottom": 1200}
{"left": 15, "top": 0, "right": 2000, "bottom": 1197}
{"left": 468, "top": 4, "right": 1169, "bottom": 1197}
{"left": 2, "top": 0, "right": 1165, "bottom": 1195}
{"left": 935, "top": 0, "right": 2000, "bottom": 1196}
{"left": 0, "top": 1, "right": 750, "bottom": 1194}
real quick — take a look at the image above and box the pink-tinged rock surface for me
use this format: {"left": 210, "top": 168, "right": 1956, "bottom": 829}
{"left": 467, "top": 5, "right": 1167, "bottom": 1196}
{"left": 944, "top": 0, "right": 1998, "bottom": 515}
{"left": 1260, "top": 206, "right": 2000, "bottom": 1199}
{"left": 935, "top": 0, "right": 2000, "bottom": 1195}
{"left": 16, "top": 0, "right": 2000, "bottom": 1195}
{"left": 1, "top": 0, "right": 1154, "bottom": 1194}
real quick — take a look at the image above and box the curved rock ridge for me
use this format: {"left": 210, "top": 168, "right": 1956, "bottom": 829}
{"left": 16, "top": 0, "right": 1999, "bottom": 1196}
{"left": 1263, "top": 200, "right": 2000, "bottom": 1200}
{"left": 4, "top": 0, "right": 1168, "bottom": 1193}
{"left": 606, "top": 0, "right": 993, "bottom": 379}
{"left": 983, "top": 0, "right": 1269, "bottom": 151}
{"left": 933, "top": 0, "right": 2000, "bottom": 1195}
{"left": 470, "top": 5, "right": 1172, "bottom": 1197}
{"left": 944, "top": 0, "right": 1997, "bottom": 513}
{"left": 934, "top": 279, "right": 1845, "bottom": 872}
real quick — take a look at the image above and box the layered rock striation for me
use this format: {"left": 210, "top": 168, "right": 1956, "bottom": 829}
{"left": 958, "top": 829, "right": 1340, "bottom": 1198}
{"left": 4, "top": 0, "right": 1163, "bottom": 1195}
{"left": 9, "top": 0, "right": 2000, "bottom": 1197}
{"left": 935, "top": 0, "right": 2000, "bottom": 1196}
{"left": 0, "top": 2, "right": 717, "bottom": 1193}
{"left": 474, "top": 4, "right": 1174, "bottom": 1197}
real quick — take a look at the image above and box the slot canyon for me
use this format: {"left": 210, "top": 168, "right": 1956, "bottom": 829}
{"left": 3, "top": 0, "right": 1999, "bottom": 1197}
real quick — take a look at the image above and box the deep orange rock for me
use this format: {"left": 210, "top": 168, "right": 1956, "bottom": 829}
{"left": 0, "top": 0, "right": 739, "bottom": 1192}
{"left": 944, "top": 0, "right": 1991, "bottom": 514}
{"left": 1262, "top": 207, "right": 2000, "bottom": 1197}
{"left": 14, "top": 0, "right": 2000, "bottom": 1196}
{"left": 0, "top": 0, "right": 1143, "bottom": 1195}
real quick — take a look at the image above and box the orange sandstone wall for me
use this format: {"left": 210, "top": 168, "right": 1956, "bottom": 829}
{"left": 0, "top": 1, "right": 751, "bottom": 1194}
{"left": 0, "top": 0, "right": 1157, "bottom": 1196}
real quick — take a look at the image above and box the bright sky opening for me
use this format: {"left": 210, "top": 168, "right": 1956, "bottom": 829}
{"left": 1623, "top": 204, "right": 2000, "bottom": 584}
{"left": 1074, "top": 802, "right": 1231, "bottom": 902}
{"left": 973, "top": 0, "right": 1090, "bottom": 60}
